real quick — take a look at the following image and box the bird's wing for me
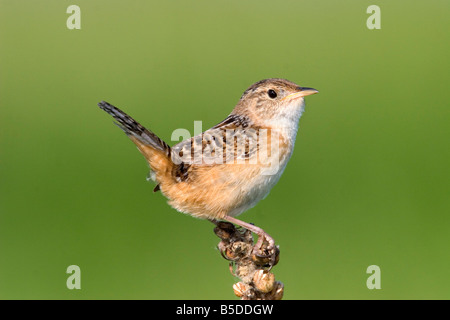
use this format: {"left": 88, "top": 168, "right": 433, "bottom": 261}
{"left": 171, "top": 114, "right": 261, "bottom": 169}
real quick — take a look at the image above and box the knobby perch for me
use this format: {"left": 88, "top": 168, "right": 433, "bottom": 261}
{"left": 214, "top": 222, "right": 283, "bottom": 300}
{"left": 97, "top": 79, "right": 318, "bottom": 300}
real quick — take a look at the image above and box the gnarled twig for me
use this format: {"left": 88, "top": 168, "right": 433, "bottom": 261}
{"left": 214, "top": 221, "right": 283, "bottom": 300}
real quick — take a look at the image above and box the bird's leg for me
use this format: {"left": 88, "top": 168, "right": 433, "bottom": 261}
{"left": 221, "top": 215, "right": 277, "bottom": 264}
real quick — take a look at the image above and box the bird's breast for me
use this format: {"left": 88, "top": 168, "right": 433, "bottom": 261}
{"left": 225, "top": 131, "right": 294, "bottom": 216}
{"left": 163, "top": 128, "right": 295, "bottom": 219}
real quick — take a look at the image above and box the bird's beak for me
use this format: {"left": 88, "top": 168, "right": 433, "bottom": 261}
{"left": 298, "top": 87, "right": 319, "bottom": 97}
{"left": 282, "top": 87, "right": 319, "bottom": 101}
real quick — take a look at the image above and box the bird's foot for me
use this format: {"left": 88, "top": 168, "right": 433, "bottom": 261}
{"left": 213, "top": 216, "right": 280, "bottom": 269}
{"left": 251, "top": 233, "right": 280, "bottom": 270}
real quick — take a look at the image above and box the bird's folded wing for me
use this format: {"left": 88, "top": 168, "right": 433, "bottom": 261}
{"left": 171, "top": 114, "right": 261, "bottom": 166}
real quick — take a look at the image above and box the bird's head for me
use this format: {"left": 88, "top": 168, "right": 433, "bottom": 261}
{"left": 234, "top": 78, "right": 318, "bottom": 128}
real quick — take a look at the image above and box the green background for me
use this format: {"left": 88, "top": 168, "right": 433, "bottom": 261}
{"left": 1, "top": 0, "right": 449, "bottom": 299}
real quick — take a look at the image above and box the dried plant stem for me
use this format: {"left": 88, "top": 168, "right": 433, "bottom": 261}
{"left": 213, "top": 221, "right": 283, "bottom": 300}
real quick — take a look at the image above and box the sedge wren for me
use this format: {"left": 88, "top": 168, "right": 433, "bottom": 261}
{"left": 98, "top": 78, "right": 318, "bottom": 264}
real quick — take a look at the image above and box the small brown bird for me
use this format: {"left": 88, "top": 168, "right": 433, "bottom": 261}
{"left": 98, "top": 78, "right": 318, "bottom": 262}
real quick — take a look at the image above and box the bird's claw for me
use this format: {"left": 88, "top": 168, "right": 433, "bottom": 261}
{"left": 252, "top": 242, "right": 280, "bottom": 269}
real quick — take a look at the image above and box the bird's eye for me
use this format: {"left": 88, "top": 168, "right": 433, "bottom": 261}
{"left": 268, "top": 89, "right": 277, "bottom": 99}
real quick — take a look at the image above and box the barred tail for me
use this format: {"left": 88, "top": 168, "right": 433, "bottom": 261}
{"left": 98, "top": 101, "right": 175, "bottom": 192}
{"left": 98, "top": 101, "right": 171, "bottom": 156}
